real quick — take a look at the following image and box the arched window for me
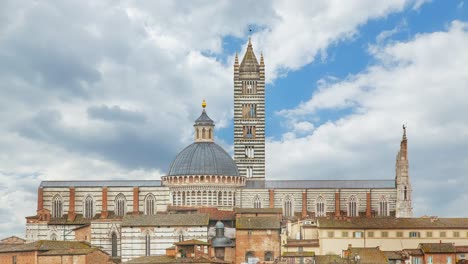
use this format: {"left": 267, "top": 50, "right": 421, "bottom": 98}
{"left": 115, "top": 193, "right": 126, "bottom": 217}
{"left": 50, "top": 233, "right": 58, "bottom": 241}
{"left": 348, "top": 195, "right": 357, "bottom": 217}
{"left": 52, "top": 195, "right": 63, "bottom": 218}
{"left": 145, "top": 194, "right": 155, "bottom": 215}
{"left": 379, "top": 196, "right": 388, "bottom": 216}
{"left": 202, "top": 128, "right": 206, "bottom": 139}
{"left": 253, "top": 195, "right": 261, "bottom": 208}
{"left": 316, "top": 196, "right": 326, "bottom": 217}
{"left": 245, "top": 251, "right": 255, "bottom": 262}
{"left": 283, "top": 195, "right": 293, "bottom": 218}
{"left": 111, "top": 232, "right": 118, "bottom": 257}
{"left": 265, "top": 251, "right": 274, "bottom": 261}
{"left": 196, "top": 129, "right": 199, "bottom": 139}
{"left": 404, "top": 186, "right": 408, "bottom": 200}
{"left": 145, "top": 234, "right": 151, "bottom": 256}
{"left": 208, "top": 129, "right": 212, "bottom": 139}
{"left": 84, "top": 195, "right": 94, "bottom": 219}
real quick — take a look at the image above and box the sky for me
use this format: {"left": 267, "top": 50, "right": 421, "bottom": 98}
{"left": 0, "top": 0, "right": 467, "bottom": 238}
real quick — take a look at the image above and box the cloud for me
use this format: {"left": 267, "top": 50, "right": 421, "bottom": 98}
{"left": 271, "top": 21, "right": 468, "bottom": 217}
{"left": 0, "top": 0, "right": 431, "bottom": 237}
{"left": 249, "top": 0, "right": 425, "bottom": 82}
{"left": 87, "top": 105, "right": 147, "bottom": 123}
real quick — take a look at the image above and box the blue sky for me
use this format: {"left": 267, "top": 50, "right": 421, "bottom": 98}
{"left": 0, "top": 0, "right": 467, "bottom": 238}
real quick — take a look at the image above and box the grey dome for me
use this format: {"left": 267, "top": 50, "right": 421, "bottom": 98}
{"left": 215, "top": 221, "right": 224, "bottom": 229}
{"left": 168, "top": 142, "right": 239, "bottom": 176}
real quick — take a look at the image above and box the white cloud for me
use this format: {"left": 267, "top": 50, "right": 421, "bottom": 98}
{"left": 0, "top": 0, "right": 432, "bottom": 237}
{"left": 271, "top": 21, "right": 468, "bottom": 217}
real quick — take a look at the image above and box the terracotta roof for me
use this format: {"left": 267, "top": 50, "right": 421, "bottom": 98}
{"left": 234, "top": 208, "right": 282, "bottom": 214}
{"left": 0, "top": 236, "right": 26, "bottom": 244}
{"left": 0, "top": 240, "right": 90, "bottom": 253}
{"left": 404, "top": 249, "right": 423, "bottom": 256}
{"left": 236, "top": 216, "right": 281, "bottom": 230}
{"left": 456, "top": 246, "right": 468, "bottom": 253}
{"left": 420, "top": 243, "right": 456, "bottom": 253}
{"left": 38, "top": 248, "right": 100, "bottom": 256}
{"left": 122, "top": 214, "right": 209, "bottom": 227}
{"left": 315, "top": 255, "right": 345, "bottom": 264}
{"left": 124, "top": 256, "right": 229, "bottom": 263}
{"left": 175, "top": 239, "right": 210, "bottom": 246}
{"left": 383, "top": 251, "right": 403, "bottom": 260}
{"left": 197, "top": 208, "right": 235, "bottom": 221}
{"left": 345, "top": 247, "right": 388, "bottom": 264}
{"left": 284, "top": 239, "right": 319, "bottom": 247}
{"left": 48, "top": 213, "right": 100, "bottom": 225}
{"left": 167, "top": 206, "right": 198, "bottom": 212}
{"left": 318, "top": 217, "right": 468, "bottom": 229}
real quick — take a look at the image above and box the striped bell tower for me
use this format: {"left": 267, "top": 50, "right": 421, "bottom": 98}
{"left": 233, "top": 39, "right": 266, "bottom": 180}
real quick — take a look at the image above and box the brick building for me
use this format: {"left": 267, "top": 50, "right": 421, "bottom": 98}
{"left": 235, "top": 209, "right": 281, "bottom": 263}
{"left": 0, "top": 240, "right": 111, "bottom": 264}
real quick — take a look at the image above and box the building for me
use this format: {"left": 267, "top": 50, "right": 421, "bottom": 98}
{"left": 0, "top": 240, "right": 111, "bottom": 264}
{"left": 235, "top": 209, "right": 281, "bottom": 264}
{"left": 23, "top": 40, "right": 414, "bottom": 262}
{"left": 315, "top": 217, "right": 468, "bottom": 255}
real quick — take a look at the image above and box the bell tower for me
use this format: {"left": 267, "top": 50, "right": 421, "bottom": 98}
{"left": 233, "top": 39, "right": 266, "bottom": 180}
{"left": 395, "top": 125, "right": 413, "bottom": 217}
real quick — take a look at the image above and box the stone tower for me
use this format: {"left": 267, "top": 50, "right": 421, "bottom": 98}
{"left": 233, "top": 39, "right": 266, "bottom": 180}
{"left": 395, "top": 125, "right": 413, "bottom": 218}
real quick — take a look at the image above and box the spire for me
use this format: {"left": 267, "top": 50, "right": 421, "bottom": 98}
{"left": 194, "top": 100, "right": 214, "bottom": 142}
{"left": 240, "top": 38, "right": 259, "bottom": 72}
{"left": 399, "top": 124, "right": 408, "bottom": 160}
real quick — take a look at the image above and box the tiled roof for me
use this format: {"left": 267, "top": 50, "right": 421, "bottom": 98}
{"left": 346, "top": 247, "right": 388, "bottom": 264}
{"left": 40, "top": 180, "right": 162, "bottom": 187}
{"left": 122, "top": 214, "right": 209, "bottom": 227}
{"left": 167, "top": 206, "right": 198, "bottom": 212}
{"left": 245, "top": 180, "right": 395, "bottom": 189}
{"left": 175, "top": 239, "right": 210, "bottom": 246}
{"left": 236, "top": 216, "right": 281, "bottom": 230}
{"left": 0, "top": 236, "right": 26, "bottom": 243}
{"left": 383, "top": 251, "right": 403, "bottom": 260}
{"left": 48, "top": 214, "right": 98, "bottom": 225}
{"left": 197, "top": 208, "right": 235, "bottom": 221}
{"left": 284, "top": 239, "right": 319, "bottom": 247}
{"left": 318, "top": 217, "right": 468, "bottom": 229}
{"left": 315, "top": 255, "right": 345, "bottom": 264}
{"left": 124, "top": 256, "right": 229, "bottom": 263}
{"left": 420, "top": 243, "right": 456, "bottom": 253}
{"left": 456, "top": 246, "right": 468, "bottom": 253}
{"left": 38, "top": 248, "right": 100, "bottom": 256}
{"left": 0, "top": 240, "right": 90, "bottom": 253}
{"left": 234, "top": 208, "right": 282, "bottom": 214}
{"left": 404, "top": 249, "right": 423, "bottom": 256}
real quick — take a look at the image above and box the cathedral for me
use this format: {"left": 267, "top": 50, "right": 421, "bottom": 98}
{"left": 24, "top": 40, "right": 413, "bottom": 262}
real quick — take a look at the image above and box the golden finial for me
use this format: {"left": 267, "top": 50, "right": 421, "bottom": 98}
{"left": 202, "top": 99, "right": 207, "bottom": 108}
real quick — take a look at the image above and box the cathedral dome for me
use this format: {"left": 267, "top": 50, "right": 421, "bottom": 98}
{"left": 168, "top": 142, "right": 239, "bottom": 176}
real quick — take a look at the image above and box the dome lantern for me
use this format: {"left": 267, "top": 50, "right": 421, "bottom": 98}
{"left": 194, "top": 100, "right": 214, "bottom": 142}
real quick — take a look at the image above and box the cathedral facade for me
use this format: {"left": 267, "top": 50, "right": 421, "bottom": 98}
{"left": 24, "top": 41, "right": 413, "bottom": 262}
